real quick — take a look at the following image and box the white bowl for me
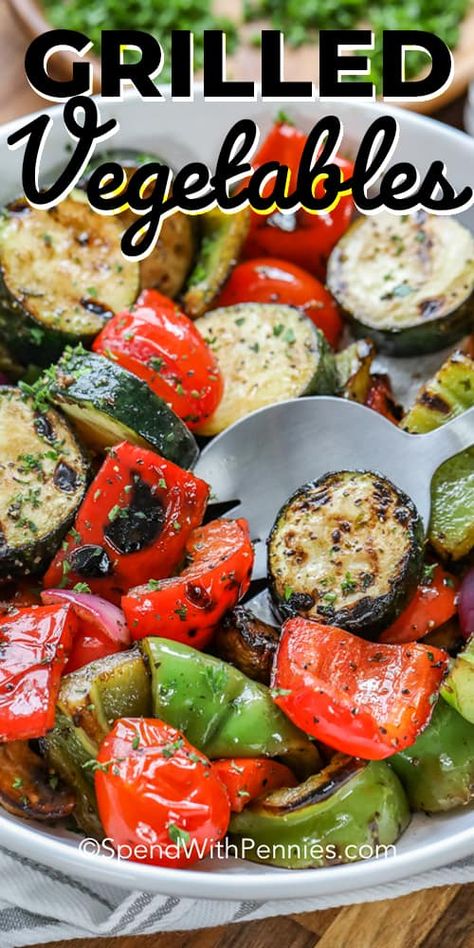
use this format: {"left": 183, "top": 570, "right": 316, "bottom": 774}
{"left": 1, "top": 93, "right": 473, "bottom": 899}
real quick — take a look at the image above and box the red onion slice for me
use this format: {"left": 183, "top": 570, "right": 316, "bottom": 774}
{"left": 41, "top": 589, "right": 130, "bottom": 646}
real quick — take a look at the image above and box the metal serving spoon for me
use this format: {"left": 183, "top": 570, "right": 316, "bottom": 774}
{"left": 195, "top": 396, "right": 474, "bottom": 581}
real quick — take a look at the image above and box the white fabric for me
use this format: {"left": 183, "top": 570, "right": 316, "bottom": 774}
{"left": 0, "top": 846, "right": 473, "bottom": 947}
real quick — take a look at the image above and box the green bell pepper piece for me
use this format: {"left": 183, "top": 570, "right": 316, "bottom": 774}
{"left": 402, "top": 350, "right": 474, "bottom": 560}
{"left": 390, "top": 699, "right": 474, "bottom": 812}
{"left": 140, "top": 637, "right": 320, "bottom": 778}
{"left": 229, "top": 755, "right": 410, "bottom": 868}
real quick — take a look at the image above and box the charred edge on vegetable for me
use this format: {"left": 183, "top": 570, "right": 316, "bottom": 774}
{"left": 260, "top": 755, "right": 366, "bottom": 813}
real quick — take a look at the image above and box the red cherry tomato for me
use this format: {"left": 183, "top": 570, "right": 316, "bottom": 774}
{"left": 123, "top": 518, "right": 254, "bottom": 649}
{"left": 95, "top": 718, "right": 230, "bottom": 867}
{"left": 242, "top": 120, "right": 354, "bottom": 279}
{"left": 215, "top": 258, "right": 343, "bottom": 348}
{"left": 93, "top": 290, "right": 223, "bottom": 429}
{"left": 272, "top": 618, "right": 449, "bottom": 760}
{"left": 212, "top": 758, "right": 297, "bottom": 813}
{"left": 380, "top": 564, "right": 459, "bottom": 644}
{"left": 0, "top": 605, "right": 76, "bottom": 741}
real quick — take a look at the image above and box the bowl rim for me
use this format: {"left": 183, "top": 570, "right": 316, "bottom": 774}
{"left": 0, "top": 91, "right": 473, "bottom": 898}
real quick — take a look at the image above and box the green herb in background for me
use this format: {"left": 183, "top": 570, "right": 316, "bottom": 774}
{"left": 245, "top": 0, "right": 470, "bottom": 88}
{"left": 41, "top": 0, "right": 237, "bottom": 84}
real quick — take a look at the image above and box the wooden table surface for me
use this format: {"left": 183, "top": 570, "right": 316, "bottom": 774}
{"left": 1, "top": 3, "right": 474, "bottom": 946}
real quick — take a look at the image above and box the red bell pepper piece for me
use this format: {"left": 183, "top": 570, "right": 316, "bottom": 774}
{"left": 44, "top": 441, "right": 209, "bottom": 604}
{"left": 215, "top": 258, "right": 343, "bottom": 348}
{"left": 242, "top": 119, "right": 354, "bottom": 279}
{"left": 0, "top": 605, "right": 76, "bottom": 741}
{"left": 272, "top": 618, "right": 449, "bottom": 760}
{"left": 380, "top": 564, "right": 459, "bottom": 644}
{"left": 212, "top": 758, "right": 297, "bottom": 813}
{"left": 123, "top": 518, "right": 254, "bottom": 649}
{"left": 93, "top": 290, "right": 223, "bottom": 430}
{"left": 365, "top": 374, "right": 401, "bottom": 424}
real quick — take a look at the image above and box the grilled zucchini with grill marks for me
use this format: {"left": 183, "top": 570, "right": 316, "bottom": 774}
{"left": 81, "top": 149, "right": 197, "bottom": 298}
{"left": 0, "top": 193, "right": 139, "bottom": 365}
{"left": 268, "top": 471, "right": 424, "bottom": 637}
{"left": 0, "top": 388, "right": 88, "bottom": 581}
{"left": 34, "top": 347, "right": 198, "bottom": 467}
{"left": 327, "top": 212, "right": 474, "bottom": 356}
{"left": 194, "top": 303, "right": 337, "bottom": 435}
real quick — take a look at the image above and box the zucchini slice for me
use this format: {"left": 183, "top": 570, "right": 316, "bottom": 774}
{"left": 268, "top": 470, "right": 424, "bottom": 637}
{"left": 0, "top": 388, "right": 88, "bottom": 581}
{"left": 0, "top": 194, "right": 139, "bottom": 366}
{"left": 327, "top": 212, "right": 474, "bottom": 356}
{"left": 43, "top": 649, "right": 151, "bottom": 836}
{"left": 81, "top": 149, "right": 196, "bottom": 298}
{"left": 35, "top": 347, "right": 198, "bottom": 467}
{"left": 182, "top": 207, "right": 250, "bottom": 319}
{"left": 194, "top": 303, "right": 337, "bottom": 435}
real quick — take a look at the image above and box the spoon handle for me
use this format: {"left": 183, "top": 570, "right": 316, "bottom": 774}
{"left": 417, "top": 405, "right": 474, "bottom": 476}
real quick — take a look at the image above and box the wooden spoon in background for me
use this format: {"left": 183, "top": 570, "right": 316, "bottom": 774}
{"left": 6, "top": 0, "right": 474, "bottom": 114}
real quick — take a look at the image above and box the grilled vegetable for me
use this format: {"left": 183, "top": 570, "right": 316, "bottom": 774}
{"left": 0, "top": 741, "right": 75, "bottom": 822}
{"left": 273, "top": 618, "right": 449, "bottom": 760}
{"left": 44, "top": 441, "right": 209, "bottom": 604}
{"left": 230, "top": 755, "right": 410, "bottom": 868}
{"left": 33, "top": 347, "right": 198, "bottom": 466}
{"left": 327, "top": 212, "right": 474, "bottom": 356}
{"left": 182, "top": 207, "right": 250, "bottom": 319}
{"left": 214, "top": 258, "right": 344, "bottom": 348}
{"left": 402, "top": 351, "right": 474, "bottom": 560}
{"left": 0, "top": 388, "right": 88, "bottom": 581}
{"left": 0, "top": 194, "right": 139, "bottom": 365}
{"left": 81, "top": 149, "right": 196, "bottom": 297}
{"left": 380, "top": 563, "right": 459, "bottom": 644}
{"left": 211, "top": 757, "right": 297, "bottom": 813}
{"left": 391, "top": 699, "right": 474, "bottom": 812}
{"left": 365, "top": 374, "right": 401, "bottom": 424}
{"left": 123, "top": 519, "right": 254, "bottom": 650}
{"left": 441, "top": 635, "right": 474, "bottom": 722}
{"left": 214, "top": 606, "right": 280, "bottom": 684}
{"left": 140, "top": 637, "right": 321, "bottom": 779}
{"left": 335, "top": 339, "right": 375, "bottom": 402}
{"left": 95, "top": 718, "right": 230, "bottom": 867}
{"left": 194, "top": 303, "right": 337, "bottom": 436}
{"left": 0, "top": 604, "right": 76, "bottom": 742}
{"left": 43, "top": 649, "right": 151, "bottom": 835}
{"left": 268, "top": 471, "right": 424, "bottom": 636}
{"left": 402, "top": 351, "right": 474, "bottom": 433}
{"left": 93, "top": 289, "right": 223, "bottom": 430}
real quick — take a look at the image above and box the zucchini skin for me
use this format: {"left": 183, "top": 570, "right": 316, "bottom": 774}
{"left": 268, "top": 470, "right": 424, "bottom": 638}
{"left": 0, "top": 388, "right": 89, "bottom": 582}
{"left": 0, "top": 285, "right": 82, "bottom": 368}
{"left": 39, "top": 347, "right": 199, "bottom": 468}
{"left": 348, "top": 303, "right": 474, "bottom": 358}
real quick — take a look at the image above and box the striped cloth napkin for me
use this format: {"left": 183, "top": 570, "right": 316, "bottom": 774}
{"left": 1, "top": 847, "right": 474, "bottom": 947}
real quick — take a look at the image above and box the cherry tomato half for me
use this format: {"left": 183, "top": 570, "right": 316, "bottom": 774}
{"left": 215, "top": 258, "right": 343, "bottom": 348}
{"left": 95, "top": 718, "right": 230, "bottom": 867}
